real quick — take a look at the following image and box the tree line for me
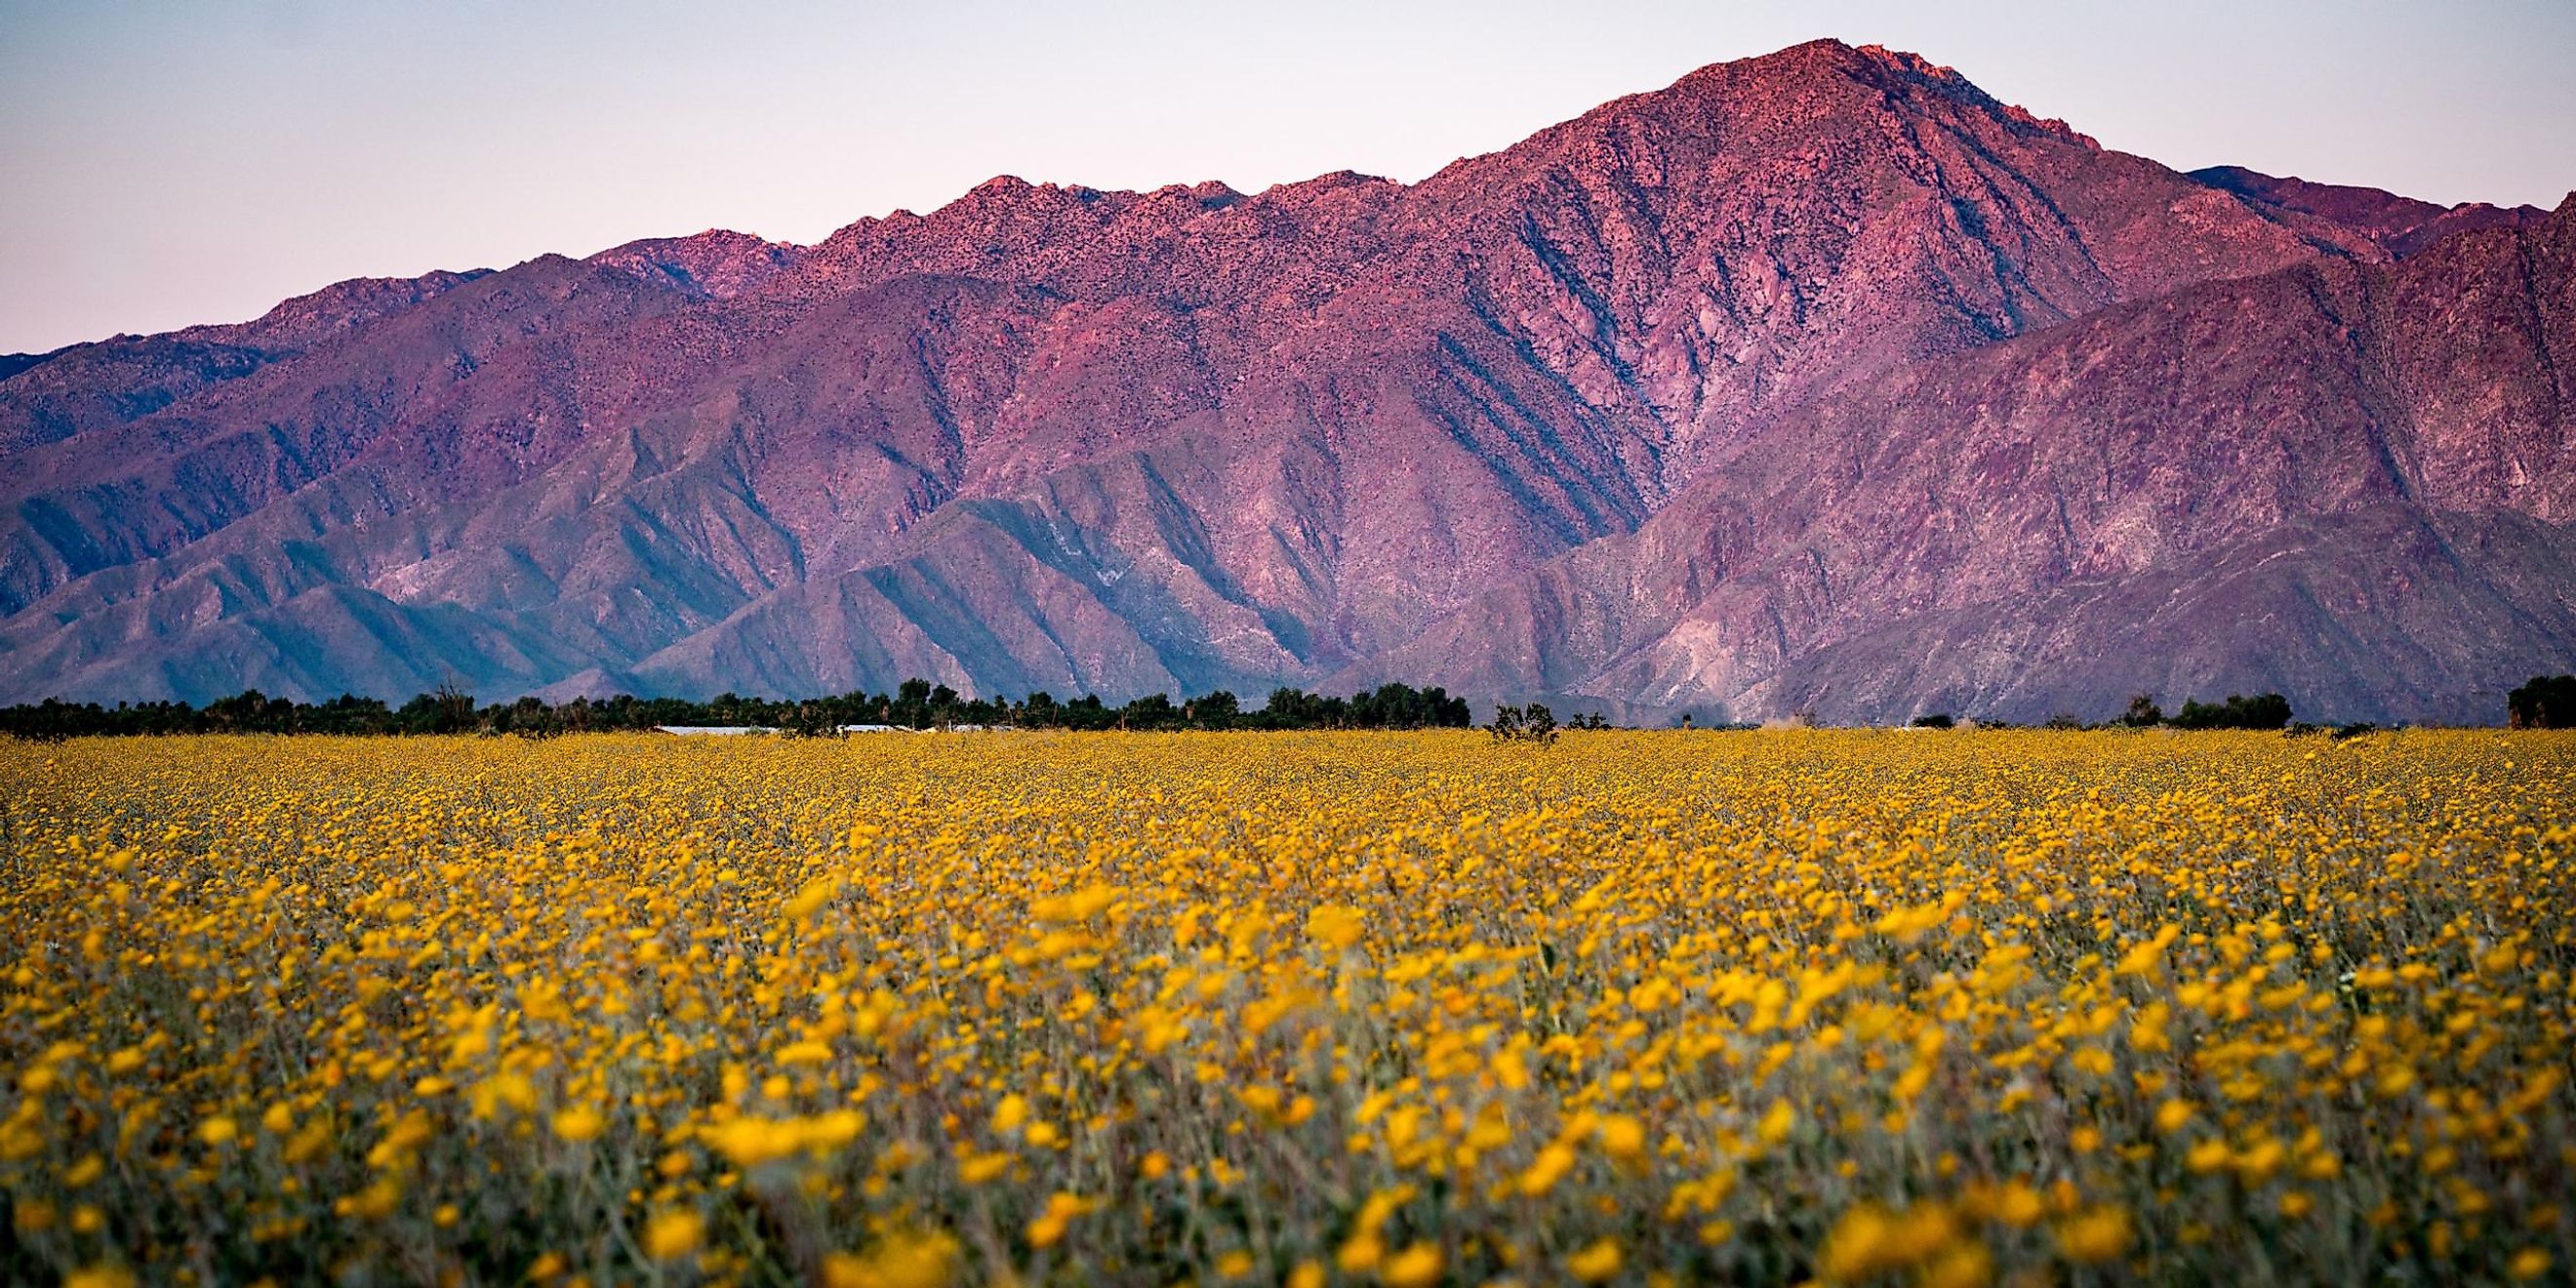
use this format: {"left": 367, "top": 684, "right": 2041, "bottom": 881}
{"left": 0, "top": 679, "right": 1474, "bottom": 741}
{"left": 10, "top": 676, "right": 2567, "bottom": 740}
{"left": 2110, "top": 692, "right": 2295, "bottom": 731}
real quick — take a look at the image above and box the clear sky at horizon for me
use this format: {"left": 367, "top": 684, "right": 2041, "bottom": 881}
{"left": 3, "top": 0, "right": 2571, "bottom": 353}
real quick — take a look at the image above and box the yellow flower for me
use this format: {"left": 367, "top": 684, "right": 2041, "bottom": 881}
{"left": 1597, "top": 1113, "right": 1648, "bottom": 1161}
{"left": 991, "top": 1094, "right": 1029, "bottom": 1134}
{"left": 550, "top": 1107, "right": 606, "bottom": 1143}
{"left": 776, "top": 1039, "right": 833, "bottom": 1065}
{"left": 197, "top": 1116, "right": 239, "bottom": 1147}
{"left": 1566, "top": 1237, "right": 1623, "bottom": 1282}
{"left": 785, "top": 877, "right": 838, "bottom": 921}
{"left": 705, "top": 1117, "right": 793, "bottom": 1168}
{"left": 1757, "top": 1100, "right": 1797, "bottom": 1147}
{"left": 825, "top": 1229, "right": 960, "bottom": 1288}
{"left": 2056, "top": 1207, "right": 2133, "bottom": 1264}
{"left": 2233, "top": 1139, "right": 2286, "bottom": 1185}
{"left": 1819, "top": 1202, "right": 1958, "bottom": 1282}
{"left": 1026, "top": 1191, "right": 1093, "bottom": 1248}
{"left": 1306, "top": 904, "right": 1367, "bottom": 950}
{"left": 1519, "top": 1144, "right": 1577, "bottom": 1195}
{"left": 1921, "top": 1241, "right": 1993, "bottom": 1288}
{"left": 2509, "top": 1249, "right": 2552, "bottom": 1281}
{"left": 2114, "top": 924, "right": 2180, "bottom": 977}
{"left": 1338, "top": 1236, "right": 1384, "bottom": 1274}
{"left": 1990, "top": 1181, "right": 2046, "bottom": 1228}
{"left": 642, "top": 1209, "right": 704, "bottom": 1260}
{"left": 1378, "top": 1243, "right": 1443, "bottom": 1288}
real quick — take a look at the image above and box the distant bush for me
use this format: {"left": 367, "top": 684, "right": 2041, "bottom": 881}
{"left": 2169, "top": 693, "right": 2293, "bottom": 731}
{"left": 2509, "top": 675, "right": 2576, "bottom": 729}
{"left": 2116, "top": 695, "right": 2164, "bottom": 728}
{"left": 1909, "top": 713, "right": 1954, "bottom": 729}
{"left": 1488, "top": 704, "right": 1559, "bottom": 745}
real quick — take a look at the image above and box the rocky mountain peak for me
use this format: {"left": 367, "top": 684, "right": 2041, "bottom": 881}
{"left": 586, "top": 229, "right": 799, "bottom": 300}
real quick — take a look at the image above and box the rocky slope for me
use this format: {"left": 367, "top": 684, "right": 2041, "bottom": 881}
{"left": 1364, "top": 199, "right": 2576, "bottom": 724}
{"left": 1, "top": 39, "right": 2565, "bottom": 720}
{"left": 2190, "top": 165, "right": 2552, "bottom": 259}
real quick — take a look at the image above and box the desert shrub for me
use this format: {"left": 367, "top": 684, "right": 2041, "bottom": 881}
{"left": 2508, "top": 674, "right": 2576, "bottom": 729}
{"left": 1488, "top": 703, "right": 1559, "bottom": 744}
{"left": 2169, "top": 693, "right": 2292, "bottom": 731}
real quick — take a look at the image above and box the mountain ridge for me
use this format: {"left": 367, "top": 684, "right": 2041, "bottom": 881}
{"left": 1356, "top": 201, "right": 2576, "bottom": 724}
{"left": 4, "top": 39, "right": 2567, "bottom": 721}
{"left": 2187, "top": 164, "right": 2553, "bottom": 260}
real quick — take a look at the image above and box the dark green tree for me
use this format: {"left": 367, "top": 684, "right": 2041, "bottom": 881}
{"left": 2509, "top": 675, "right": 2576, "bottom": 729}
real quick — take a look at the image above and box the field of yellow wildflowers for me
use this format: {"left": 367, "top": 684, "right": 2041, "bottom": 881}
{"left": 3, "top": 729, "right": 2571, "bottom": 1286}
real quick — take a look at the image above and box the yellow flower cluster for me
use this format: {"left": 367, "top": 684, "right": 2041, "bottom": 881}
{"left": 2, "top": 729, "right": 2571, "bottom": 1285}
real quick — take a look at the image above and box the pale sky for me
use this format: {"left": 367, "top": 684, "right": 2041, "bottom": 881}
{"left": 3, "top": 0, "right": 2571, "bottom": 354}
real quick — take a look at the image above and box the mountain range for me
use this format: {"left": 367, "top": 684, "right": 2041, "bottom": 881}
{"left": 3, "top": 39, "right": 2567, "bottom": 723}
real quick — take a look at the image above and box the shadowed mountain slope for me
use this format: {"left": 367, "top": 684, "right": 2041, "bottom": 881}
{"left": 2190, "top": 165, "right": 2552, "bottom": 260}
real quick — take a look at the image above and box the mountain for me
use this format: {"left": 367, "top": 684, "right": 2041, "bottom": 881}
{"left": 2, "top": 39, "right": 2567, "bottom": 722}
{"left": 0, "top": 271, "right": 493, "bottom": 455}
{"left": 2190, "top": 165, "right": 2552, "bottom": 259}
{"left": 1363, "top": 199, "right": 2576, "bottom": 725}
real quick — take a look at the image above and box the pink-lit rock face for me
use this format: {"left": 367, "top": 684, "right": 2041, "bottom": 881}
{"left": 0, "top": 39, "right": 2567, "bottom": 722}
{"left": 1353, "top": 199, "right": 2576, "bottom": 725}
